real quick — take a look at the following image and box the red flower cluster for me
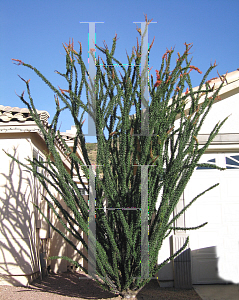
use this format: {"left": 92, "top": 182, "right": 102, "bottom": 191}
{"left": 154, "top": 70, "right": 162, "bottom": 88}
{"left": 176, "top": 52, "right": 183, "bottom": 63}
{"left": 79, "top": 41, "right": 82, "bottom": 55}
{"left": 63, "top": 38, "right": 75, "bottom": 53}
{"left": 206, "top": 77, "right": 218, "bottom": 85}
{"left": 184, "top": 42, "right": 193, "bottom": 53}
{"left": 180, "top": 72, "right": 187, "bottom": 78}
{"left": 162, "top": 47, "right": 173, "bottom": 61}
{"left": 208, "top": 95, "right": 221, "bottom": 101}
{"left": 189, "top": 65, "right": 202, "bottom": 74}
{"left": 62, "top": 38, "right": 80, "bottom": 62}
{"left": 100, "top": 57, "right": 106, "bottom": 71}
{"left": 149, "top": 36, "right": 155, "bottom": 51}
{"left": 113, "top": 32, "right": 119, "bottom": 42}
{"left": 12, "top": 59, "right": 24, "bottom": 65}
{"left": 58, "top": 86, "right": 70, "bottom": 95}
{"left": 166, "top": 75, "right": 171, "bottom": 84}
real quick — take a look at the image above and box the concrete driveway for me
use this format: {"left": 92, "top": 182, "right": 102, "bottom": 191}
{"left": 193, "top": 284, "right": 239, "bottom": 300}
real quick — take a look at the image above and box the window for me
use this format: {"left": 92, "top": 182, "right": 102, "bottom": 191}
{"left": 225, "top": 155, "right": 239, "bottom": 169}
{"left": 33, "top": 149, "right": 44, "bottom": 175}
{"left": 79, "top": 188, "right": 85, "bottom": 195}
{"left": 196, "top": 158, "right": 216, "bottom": 170}
{"left": 33, "top": 148, "right": 51, "bottom": 238}
{"left": 33, "top": 148, "right": 45, "bottom": 197}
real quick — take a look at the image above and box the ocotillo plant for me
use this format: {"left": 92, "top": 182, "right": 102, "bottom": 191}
{"left": 10, "top": 16, "right": 227, "bottom": 298}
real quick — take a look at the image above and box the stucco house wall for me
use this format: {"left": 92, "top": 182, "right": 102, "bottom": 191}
{"left": 0, "top": 108, "right": 88, "bottom": 286}
{"left": 0, "top": 133, "right": 40, "bottom": 285}
{"left": 156, "top": 69, "right": 239, "bottom": 287}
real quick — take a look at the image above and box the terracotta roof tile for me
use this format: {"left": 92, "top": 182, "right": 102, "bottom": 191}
{"left": 0, "top": 105, "right": 50, "bottom": 123}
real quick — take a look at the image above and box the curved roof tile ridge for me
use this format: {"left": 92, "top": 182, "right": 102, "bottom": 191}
{"left": 0, "top": 105, "right": 50, "bottom": 123}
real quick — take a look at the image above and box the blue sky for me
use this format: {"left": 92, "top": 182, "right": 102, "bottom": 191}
{"left": 1, "top": 0, "right": 239, "bottom": 143}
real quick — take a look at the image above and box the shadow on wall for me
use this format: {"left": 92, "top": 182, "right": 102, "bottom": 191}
{"left": 0, "top": 148, "right": 88, "bottom": 285}
{"left": 47, "top": 194, "right": 88, "bottom": 274}
{"left": 158, "top": 245, "right": 236, "bottom": 288}
{"left": 191, "top": 246, "right": 235, "bottom": 285}
{"left": 0, "top": 149, "right": 40, "bottom": 286}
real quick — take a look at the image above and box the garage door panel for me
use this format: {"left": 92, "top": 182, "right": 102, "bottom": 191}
{"left": 191, "top": 246, "right": 223, "bottom": 284}
{"left": 224, "top": 224, "right": 239, "bottom": 236}
{"left": 185, "top": 153, "right": 239, "bottom": 284}
{"left": 223, "top": 204, "right": 239, "bottom": 222}
{"left": 186, "top": 204, "right": 222, "bottom": 229}
{"left": 192, "top": 257, "right": 222, "bottom": 284}
{"left": 185, "top": 175, "right": 220, "bottom": 201}
{"left": 190, "top": 232, "right": 221, "bottom": 251}
{"left": 224, "top": 173, "right": 239, "bottom": 199}
{"left": 217, "top": 238, "right": 239, "bottom": 283}
{"left": 226, "top": 177, "right": 239, "bottom": 197}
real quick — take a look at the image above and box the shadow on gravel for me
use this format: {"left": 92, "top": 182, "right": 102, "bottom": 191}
{"left": 30, "top": 271, "right": 119, "bottom": 299}
{"left": 28, "top": 271, "right": 202, "bottom": 299}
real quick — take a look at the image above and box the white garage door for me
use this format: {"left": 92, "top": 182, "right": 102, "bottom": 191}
{"left": 184, "top": 153, "right": 239, "bottom": 284}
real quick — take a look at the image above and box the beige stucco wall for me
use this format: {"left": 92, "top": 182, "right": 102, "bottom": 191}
{"left": 173, "top": 88, "right": 239, "bottom": 134}
{"left": 0, "top": 134, "right": 39, "bottom": 286}
{"left": 48, "top": 194, "right": 88, "bottom": 274}
{"left": 198, "top": 88, "right": 239, "bottom": 134}
{"left": 0, "top": 130, "right": 89, "bottom": 285}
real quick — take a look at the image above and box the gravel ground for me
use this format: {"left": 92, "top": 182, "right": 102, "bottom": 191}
{"left": 0, "top": 271, "right": 202, "bottom": 300}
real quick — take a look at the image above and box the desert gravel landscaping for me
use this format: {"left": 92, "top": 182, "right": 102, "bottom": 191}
{"left": 0, "top": 270, "right": 202, "bottom": 299}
